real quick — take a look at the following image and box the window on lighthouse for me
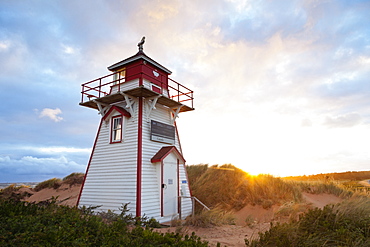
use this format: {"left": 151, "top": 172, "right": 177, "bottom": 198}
{"left": 111, "top": 116, "right": 122, "bottom": 143}
{"left": 113, "top": 68, "right": 126, "bottom": 85}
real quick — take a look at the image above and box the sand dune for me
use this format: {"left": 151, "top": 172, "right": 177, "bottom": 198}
{"left": 19, "top": 184, "right": 344, "bottom": 247}
{"left": 20, "top": 183, "right": 80, "bottom": 207}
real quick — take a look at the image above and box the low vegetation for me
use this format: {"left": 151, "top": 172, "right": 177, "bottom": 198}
{"left": 0, "top": 184, "right": 32, "bottom": 201}
{"left": 2, "top": 167, "right": 369, "bottom": 246}
{"left": 285, "top": 171, "right": 370, "bottom": 196}
{"left": 186, "top": 164, "right": 208, "bottom": 186}
{"left": 295, "top": 180, "right": 354, "bottom": 198}
{"left": 186, "top": 164, "right": 370, "bottom": 245}
{"left": 63, "top": 172, "right": 85, "bottom": 186}
{"left": 27, "top": 173, "right": 85, "bottom": 192}
{"left": 188, "top": 164, "right": 302, "bottom": 211}
{"left": 0, "top": 198, "right": 208, "bottom": 246}
{"left": 285, "top": 171, "right": 370, "bottom": 181}
{"left": 185, "top": 207, "right": 235, "bottom": 227}
{"left": 247, "top": 196, "right": 370, "bottom": 246}
{"left": 0, "top": 173, "right": 85, "bottom": 202}
{"left": 33, "top": 178, "right": 63, "bottom": 192}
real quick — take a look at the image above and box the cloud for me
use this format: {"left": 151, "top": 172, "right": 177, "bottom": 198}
{"left": 223, "top": 0, "right": 308, "bottom": 42}
{"left": 301, "top": 118, "right": 312, "bottom": 127}
{"left": 0, "top": 155, "right": 85, "bottom": 182}
{"left": 38, "top": 108, "right": 63, "bottom": 122}
{"left": 61, "top": 44, "right": 77, "bottom": 54}
{"left": 24, "top": 146, "right": 91, "bottom": 154}
{"left": 0, "top": 40, "right": 10, "bottom": 51}
{"left": 323, "top": 113, "right": 362, "bottom": 128}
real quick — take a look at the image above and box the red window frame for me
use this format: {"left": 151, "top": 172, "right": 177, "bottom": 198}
{"left": 110, "top": 115, "right": 123, "bottom": 143}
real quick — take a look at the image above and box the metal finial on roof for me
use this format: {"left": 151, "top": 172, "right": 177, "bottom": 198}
{"left": 138, "top": 36, "right": 145, "bottom": 52}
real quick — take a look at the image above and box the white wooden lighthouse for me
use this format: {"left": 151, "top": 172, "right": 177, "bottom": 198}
{"left": 77, "top": 38, "right": 194, "bottom": 223}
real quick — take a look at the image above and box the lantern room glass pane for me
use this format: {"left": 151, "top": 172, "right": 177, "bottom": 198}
{"left": 113, "top": 68, "right": 126, "bottom": 85}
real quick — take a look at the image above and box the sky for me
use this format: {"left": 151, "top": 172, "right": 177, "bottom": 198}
{"left": 1, "top": 0, "right": 370, "bottom": 182}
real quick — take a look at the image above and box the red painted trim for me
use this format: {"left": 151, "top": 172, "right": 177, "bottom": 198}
{"left": 136, "top": 97, "right": 143, "bottom": 217}
{"left": 151, "top": 146, "right": 185, "bottom": 163}
{"left": 77, "top": 119, "right": 103, "bottom": 206}
{"left": 160, "top": 160, "right": 164, "bottom": 217}
{"left": 110, "top": 115, "right": 123, "bottom": 144}
{"left": 177, "top": 159, "right": 180, "bottom": 216}
{"left": 102, "top": 105, "right": 131, "bottom": 121}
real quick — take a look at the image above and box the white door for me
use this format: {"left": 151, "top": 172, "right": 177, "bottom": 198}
{"left": 163, "top": 159, "right": 178, "bottom": 216}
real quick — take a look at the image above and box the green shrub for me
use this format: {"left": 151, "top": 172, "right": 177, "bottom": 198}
{"left": 0, "top": 198, "right": 209, "bottom": 246}
{"left": 247, "top": 196, "right": 370, "bottom": 246}
{"left": 34, "top": 178, "right": 63, "bottom": 192}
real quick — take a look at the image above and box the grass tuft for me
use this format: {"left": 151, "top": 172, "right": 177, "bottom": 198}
{"left": 0, "top": 184, "right": 32, "bottom": 201}
{"left": 296, "top": 180, "right": 353, "bottom": 198}
{"left": 34, "top": 178, "right": 62, "bottom": 192}
{"left": 188, "top": 164, "right": 303, "bottom": 211}
{"left": 62, "top": 172, "right": 84, "bottom": 186}
{"left": 185, "top": 207, "right": 235, "bottom": 228}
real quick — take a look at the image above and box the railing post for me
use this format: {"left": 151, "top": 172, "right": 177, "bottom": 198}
{"left": 118, "top": 71, "right": 120, "bottom": 92}
{"left": 178, "top": 196, "right": 182, "bottom": 220}
{"left": 191, "top": 91, "right": 194, "bottom": 108}
{"left": 177, "top": 84, "right": 180, "bottom": 102}
{"left": 99, "top": 79, "right": 101, "bottom": 98}
{"left": 81, "top": 85, "right": 84, "bottom": 103}
{"left": 192, "top": 197, "right": 195, "bottom": 216}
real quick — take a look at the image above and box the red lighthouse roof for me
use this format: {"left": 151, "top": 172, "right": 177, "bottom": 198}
{"left": 151, "top": 146, "right": 185, "bottom": 163}
{"left": 108, "top": 37, "right": 172, "bottom": 74}
{"left": 108, "top": 50, "right": 172, "bottom": 75}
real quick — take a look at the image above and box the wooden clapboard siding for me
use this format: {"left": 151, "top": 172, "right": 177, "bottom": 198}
{"left": 179, "top": 163, "right": 192, "bottom": 218}
{"left": 79, "top": 97, "right": 193, "bottom": 221}
{"left": 79, "top": 101, "right": 138, "bottom": 214}
{"left": 140, "top": 101, "right": 165, "bottom": 219}
{"left": 140, "top": 101, "right": 192, "bottom": 220}
{"left": 110, "top": 79, "right": 140, "bottom": 94}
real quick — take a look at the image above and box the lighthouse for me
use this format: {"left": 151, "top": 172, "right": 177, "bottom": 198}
{"left": 77, "top": 38, "right": 194, "bottom": 223}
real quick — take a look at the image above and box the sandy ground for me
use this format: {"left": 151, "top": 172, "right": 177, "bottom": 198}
{"left": 20, "top": 183, "right": 80, "bottom": 207}
{"left": 18, "top": 185, "right": 344, "bottom": 247}
{"left": 301, "top": 192, "right": 343, "bottom": 209}
{"left": 359, "top": 179, "right": 370, "bottom": 187}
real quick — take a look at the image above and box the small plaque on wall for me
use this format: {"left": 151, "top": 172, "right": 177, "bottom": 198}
{"left": 151, "top": 120, "right": 175, "bottom": 144}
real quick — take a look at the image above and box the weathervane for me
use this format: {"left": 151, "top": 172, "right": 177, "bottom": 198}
{"left": 138, "top": 36, "right": 145, "bottom": 52}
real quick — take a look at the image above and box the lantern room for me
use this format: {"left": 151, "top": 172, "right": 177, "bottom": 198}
{"left": 79, "top": 43, "right": 193, "bottom": 115}
{"left": 108, "top": 50, "right": 171, "bottom": 96}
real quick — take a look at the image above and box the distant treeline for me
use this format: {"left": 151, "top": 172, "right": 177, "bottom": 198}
{"left": 284, "top": 170, "right": 370, "bottom": 181}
